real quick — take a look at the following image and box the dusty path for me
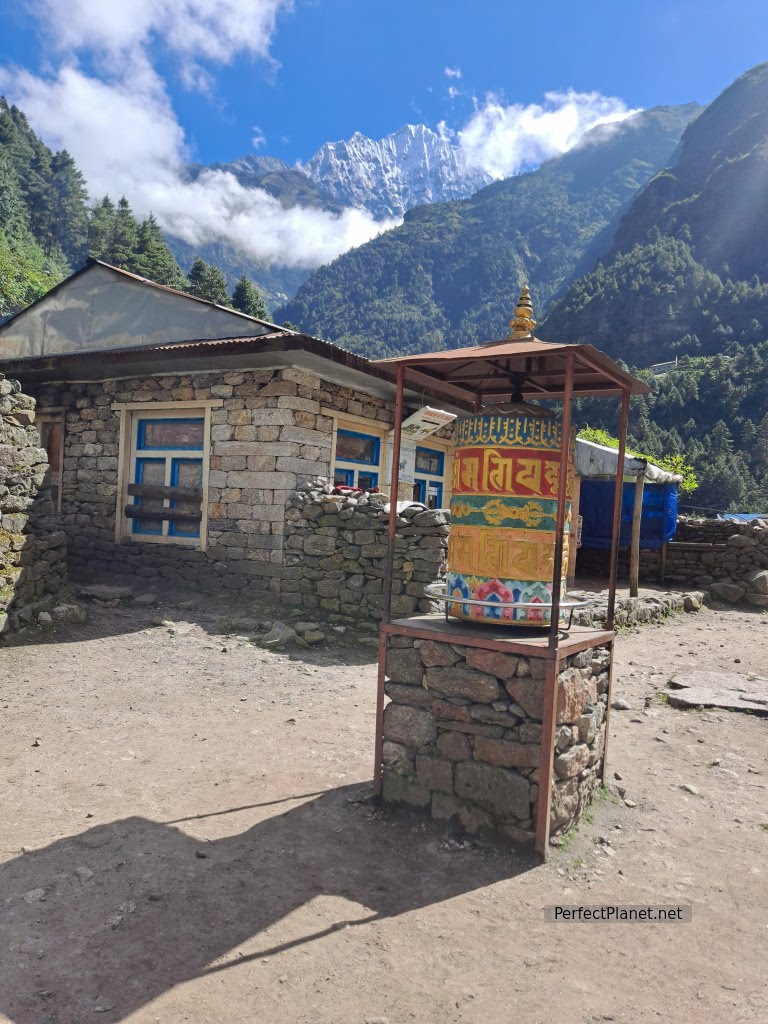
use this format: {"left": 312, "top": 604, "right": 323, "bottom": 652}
{"left": 1, "top": 588, "right": 767, "bottom": 1024}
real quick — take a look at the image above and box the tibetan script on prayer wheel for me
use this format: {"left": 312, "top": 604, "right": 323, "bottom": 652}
{"left": 446, "top": 402, "right": 574, "bottom": 626}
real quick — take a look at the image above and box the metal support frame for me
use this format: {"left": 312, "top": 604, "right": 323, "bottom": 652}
{"left": 629, "top": 472, "right": 645, "bottom": 598}
{"left": 375, "top": 364, "right": 405, "bottom": 795}
{"left": 606, "top": 390, "right": 630, "bottom": 630}
{"left": 373, "top": 351, "right": 628, "bottom": 856}
{"left": 534, "top": 351, "right": 575, "bottom": 855}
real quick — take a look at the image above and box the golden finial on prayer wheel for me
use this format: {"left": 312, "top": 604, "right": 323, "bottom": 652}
{"left": 507, "top": 285, "right": 537, "bottom": 339}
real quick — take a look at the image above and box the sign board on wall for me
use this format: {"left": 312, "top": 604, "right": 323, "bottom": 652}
{"left": 386, "top": 407, "right": 455, "bottom": 489}
{"left": 398, "top": 406, "right": 456, "bottom": 441}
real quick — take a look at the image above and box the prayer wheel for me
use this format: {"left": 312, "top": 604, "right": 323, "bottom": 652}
{"left": 446, "top": 402, "right": 574, "bottom": 626}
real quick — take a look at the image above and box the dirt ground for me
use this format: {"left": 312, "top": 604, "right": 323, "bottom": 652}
{"left": 1, "top": 579, "right": 767, "bottom": 1024}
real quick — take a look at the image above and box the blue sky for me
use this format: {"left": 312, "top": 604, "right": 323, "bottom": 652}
{"left": 0, "top": 1, "right": 765, "bottom": 267}
{"left": 2, "top": 0, "right": 765, "bottom": 164}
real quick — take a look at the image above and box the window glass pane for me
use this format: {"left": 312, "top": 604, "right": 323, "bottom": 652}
{"left": 169, "top": 458, "right": 203, "bottom": 537}
{"left": 138, "top": 418, "right": 204, "bottom": 450}
{"left": 334, "top": 468, "right": 354, "bottom": 487}
{"left": 336, "top": 430, "right": 378, "bottom": 464}
{"left": 133, "top": 458, "right": 165, "bottom": 534}
{"left": 357, "top": 471, "right": 378, "bottom": 490}
{"left": 415, "top": 447, "right": 443, "bottom": 475}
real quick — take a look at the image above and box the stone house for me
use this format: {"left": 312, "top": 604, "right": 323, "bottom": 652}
{"left": 0, "top": 261, "right": 459, "bottom": 597}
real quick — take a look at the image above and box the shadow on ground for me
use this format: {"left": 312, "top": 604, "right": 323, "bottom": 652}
{"left": 0, "top": 786, "right": 533, "bottom": 1024}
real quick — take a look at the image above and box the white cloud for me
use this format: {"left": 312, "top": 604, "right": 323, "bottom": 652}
{"left": 0, "top": 63, "right": 397, "bottom": 268}
{"left": 443, "top": 66, "right": 463, "bottom": 79}
{"left": 36, "top": 0, "right": 293, "bottom": 70}
{"left": 447, "top": 86, "right": 461, "bottom": 101}
{"left": 458, "top": 89, "right": 641, "bottom": 180}
{"left": 251, "top": 126, "right": 267, "bottom": 150}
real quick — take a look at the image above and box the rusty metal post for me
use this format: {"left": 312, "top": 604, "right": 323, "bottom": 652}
{"left": 600, "top": 638, "right": 617, "bottom": 784}
{"left": 536, "top": 350, "right": 574, "bottom": 857}
{"left": 607, "top": 389, "right": 630, "bottom": 630}
{"left": 373, "top": 628, "right": 388, "bottom": 797}
{"left": 535, "top": 653, "right": 560, "bottom": 857}
{"left": 548, "top": 349, "right": 575, "bottom": 641}
{"left": 382, "top": 364, "right": 405, "bottom": 625}
{"left": 375, "top": 365, "right": 405, "bottom": 797}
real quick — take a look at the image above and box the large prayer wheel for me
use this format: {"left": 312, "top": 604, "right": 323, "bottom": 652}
{"left": 446, "top": 402, "right": 574, "bottom": 626}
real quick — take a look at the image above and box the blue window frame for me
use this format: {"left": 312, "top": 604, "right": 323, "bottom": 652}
{"left": 129, "top": 415, "right": 205, "bottom": 542}
{"left": 334, "top": 468, "right": 355, "bottom": 487}
{"left": 415, "top": 446, "right": 445, "bottom": 476}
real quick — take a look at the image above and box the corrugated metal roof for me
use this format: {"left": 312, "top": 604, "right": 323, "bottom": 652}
{"left": 376, "top": 336, "right": 649, "bottom": 400}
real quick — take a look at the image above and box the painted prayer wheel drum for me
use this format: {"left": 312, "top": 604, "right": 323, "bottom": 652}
{"left": 446, "top": 402, "right": 574, "bottom": 626}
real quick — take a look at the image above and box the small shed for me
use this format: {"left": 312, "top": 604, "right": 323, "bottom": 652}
{"left": 574, "top": 438, "right": 682, "bottom": 595}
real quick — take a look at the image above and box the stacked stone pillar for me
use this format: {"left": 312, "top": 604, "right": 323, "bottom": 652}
{"left": 381, "top": 631, "right": 611, "bottom": 846}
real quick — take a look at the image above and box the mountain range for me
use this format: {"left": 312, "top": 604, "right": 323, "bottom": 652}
{"left": 166, "top": 125, "right": 493, "bottom": 306}
{"left": 276, "top": 104, "right": 700, "bottom": 357}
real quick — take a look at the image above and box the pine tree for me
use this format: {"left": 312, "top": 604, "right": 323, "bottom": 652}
{"left": 231, "top": 274, "right": 269, "bottom": 319}
{"left": 46, "top": 150, "right": 88, "bottom": 263}
{"left": 187, "top": 257, "right": 229, "bottom": 305}
{"left": 87, "top": 196, "right": 116, "bottom": 260}
{"left": 110, "top": 197, "right": 138, "bottom": 268}
{"left": 132, "top": 215, "right": 187, "bottom": 289}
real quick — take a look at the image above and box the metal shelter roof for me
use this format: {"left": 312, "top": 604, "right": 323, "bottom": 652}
{"left": 377, "top": 337, "right": 650, "bottom": 402}
{"left": 575, "top": 438, "right": 682, "bottom": 483}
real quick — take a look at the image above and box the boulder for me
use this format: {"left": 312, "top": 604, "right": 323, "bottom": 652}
{"left": 745, "top": 569, "right": 768, "bottom": 595}
{"left": 710, "top": 582, "right": 746, "bottom": 603}
{"left": 454, "top": 761, "right": 530, "bottom": 822}
{"left": 473, "top": 736, "right": 540, "bottom": 769}
{"left": 382, "top": 704, "right": 437, "bottom": 748}
{"left": 385, "top": 646, "right": 424, "bottom": 685}
{"left": 52, "top": 604, "right": 88, "bottom": 625}
{"left": 256, "top": 621, "right": 296, "bottom": 647}
{"left": 425, "top": 665, "right": 499, "bottom": 704}
{"left": 553, "top": 743, "right": 591, "bottom": 779}
{"left": 79, "top": 584, "right": 133, "bottom": 601}
{"left": 465, "top": 647, "right": 519, "bottom": 679}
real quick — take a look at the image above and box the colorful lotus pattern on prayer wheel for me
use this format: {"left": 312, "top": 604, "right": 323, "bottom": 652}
{"left": 446, "top": 403, "right": 574, "bottom": 626}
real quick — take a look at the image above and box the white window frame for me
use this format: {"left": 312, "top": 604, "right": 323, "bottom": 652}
{"left": 114, "top": 400, "right": 221, "bottom": 550}
{"left": 326, "top": 411, "right": 388, "bottom": 490}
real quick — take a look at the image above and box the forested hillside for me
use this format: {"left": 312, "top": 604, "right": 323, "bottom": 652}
{"left": 579, "top": 345, "right": 768, "bottom": 513}
{"left": 277, "top": 104, "right": 699, "bottom": 357}
{"left": 0, "top": 98, "right": 271, "bottom": 321}
{"left": 543, "top": 63, "right": 768, "bottom": 366}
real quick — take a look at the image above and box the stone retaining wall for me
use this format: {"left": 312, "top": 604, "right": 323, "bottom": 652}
{"left": 578, "top": 517, "right": 768, "bottom": 608}
{"left": 662, "top": 518, "right": 768, "bottom": 607}
{"left": 282, "top": 481, "right": 448, "bottom": 622}
{"left": 0, "top": 374, "right": 68, "bottom": 634}
{"left": 382, "top": 635, "right": 610, "bottom": 844}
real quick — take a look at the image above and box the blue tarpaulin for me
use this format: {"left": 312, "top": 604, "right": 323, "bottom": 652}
{"left": 579, "top": 480, "right": 679, "bottom": 550}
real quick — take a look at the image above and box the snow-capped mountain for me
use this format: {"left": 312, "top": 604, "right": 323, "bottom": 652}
{"left": 304, "top": 124, "right": 493, "bottom": 219}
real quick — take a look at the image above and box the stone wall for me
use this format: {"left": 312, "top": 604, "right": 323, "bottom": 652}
{"left": 29, "top": 367, "right": 401, "bottom": 593}
{"left": 0, "top": 374, "right": 68, "bottom": 634}
{"left": 282, "top": 480, "right": 448, "bottom": 622}
{"left": 662, "top": 518, "right": 768, "bottom": 606}
{"left": 381, "top": 635, "right": 610, "bottom": 845}
{"left": 577, "top": 517, "right": 768, "bottom": 608}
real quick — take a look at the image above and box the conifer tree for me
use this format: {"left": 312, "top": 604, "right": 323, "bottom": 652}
{"left": 86, "top": 196, "right": 115, "bottom": 261}
{"left": 187, "top": 257, "right": 229, "bottom": 305}
{"left": 132, "top": 214, "right": 187, "bottom": 289}
{"left": 110, "top": 197, "right": 139, "bottom": 268}
{"left": 231, "top": 273, "right": 269, "bottom": 319}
